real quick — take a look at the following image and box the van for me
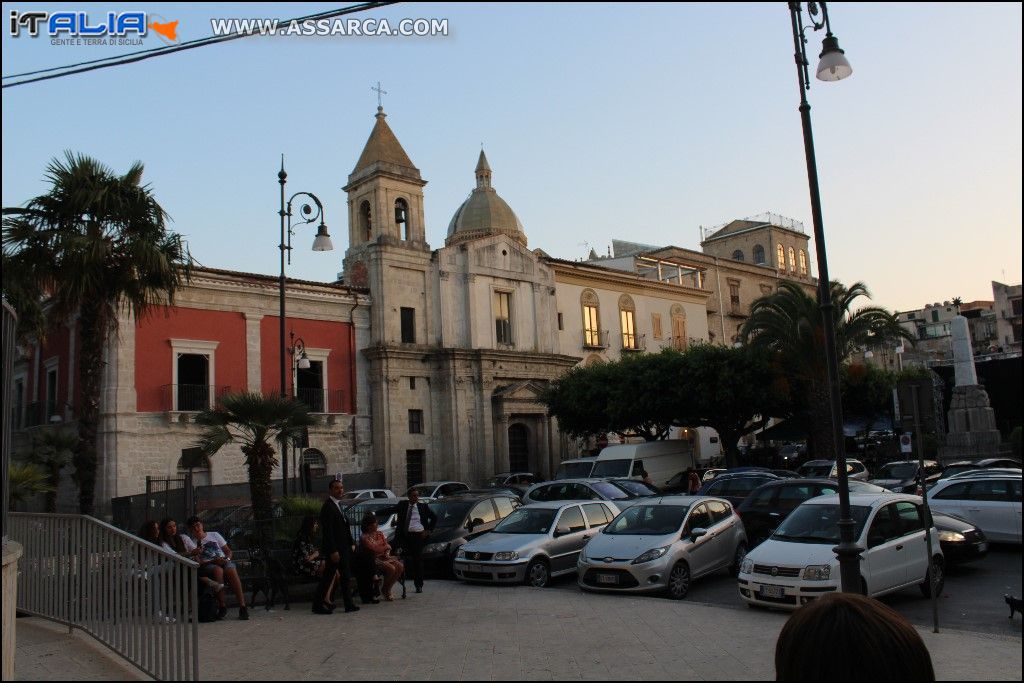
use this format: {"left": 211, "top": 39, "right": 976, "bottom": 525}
{"left": 590, "top": 441, "right": 696, "bottom": 487}
{"left": 553, "top": 458, "right": 597, "bottom": 480}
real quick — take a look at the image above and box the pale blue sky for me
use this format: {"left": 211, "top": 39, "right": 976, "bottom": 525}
{"left": 2, "top": 2, "right": 1021, "bottom": 312}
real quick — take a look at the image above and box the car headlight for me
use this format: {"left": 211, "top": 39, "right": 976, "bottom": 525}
{"left": 802, "top": 565, "right": 831, "bottom": 581}
{"left": 937, "top": 530, "right": 965, "bottom": 543}
{"left": 493, "top": 551, "right": 519, "bottom": 561}
{"left": 455, "top": 548, "right": 467, "bottom": 559}
{"left": 423, "top": 542, "right": 450, "bottom": 555}
{"left": 632, "top": 546, "right": 670, "bottom": 565}
{"left": 740, "top": 558, "right": 754, "bottom": 575}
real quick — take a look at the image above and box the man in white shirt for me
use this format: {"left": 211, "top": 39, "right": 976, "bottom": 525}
{"left": 185, "top": 516, "right": 249, "bottom": 620}
{"left": 395, "top": 488, "right": 436, "bottom": 593}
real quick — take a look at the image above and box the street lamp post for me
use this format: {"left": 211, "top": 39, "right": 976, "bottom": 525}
{"left": 278, "top": 157, "right": 333, "bottom": 497}
{"left": 787, "top": 2, "right": 860, "bottom": 592}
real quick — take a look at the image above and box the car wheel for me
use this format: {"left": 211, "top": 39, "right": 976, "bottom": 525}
{"left": 919, "top": 556, "right": 945, "bottom": 598}
{"left": 666, "top": 561, "right": 691, "bottom": 600}
{"left": 526, "top": 559, "right": 550, "bottom": 588}
{"left": 729, "top": 542, "right": 748, "bottom": 577}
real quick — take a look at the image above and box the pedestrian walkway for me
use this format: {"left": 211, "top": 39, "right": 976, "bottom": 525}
{"left": 14, "top": 617, "right": 147, "bottom": 681}
{"left": 13, "top": 581, "right": 1023, "bottom": 680}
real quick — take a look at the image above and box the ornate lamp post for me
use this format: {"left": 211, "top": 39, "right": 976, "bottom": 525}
{"left": 788, "top": 2, "right": 859, "bottom": 592}
{"left": 278, "top": 157, "right": 333, "bottom": 497}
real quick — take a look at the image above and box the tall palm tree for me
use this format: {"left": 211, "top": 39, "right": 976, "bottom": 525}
{"left": 8, "top": 462, "right": 53, "bottom": 507}
{"left": 29, "top": 427, "right": 78, "bottom": 513}
{"left": 3, "top": 152, "right": 192, "bottom": 515}
{"left": 194, "top": 393, "right": 315, "bottom": 522}
{"left": 741, "top": 280, "right": 912, "bottom": 459}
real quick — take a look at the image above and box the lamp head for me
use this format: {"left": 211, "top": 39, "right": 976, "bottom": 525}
{"left": 817, "top": 34, "right": 852, "bottom": 82}
{"left": 312, "top": 223, "right": 334, "bottom": 251}
{"left": 297, "top": 353, "right": 311, "bottom": 370}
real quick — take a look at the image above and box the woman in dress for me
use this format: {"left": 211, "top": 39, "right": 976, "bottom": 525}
{"left": 359, "top": 512, "right": 404, "bottom": 601}
{"left": 293, "top": 516, "right": 326, "bottom": 577}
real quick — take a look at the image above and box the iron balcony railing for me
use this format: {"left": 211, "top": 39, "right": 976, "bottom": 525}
{"left": 622, "top": 333, "right": 647, "bottom": 352}
{"left": 161, "top": 384, "right": 231, "bottom": 412}
{"left": 10, "top": 512, "right": 200, "bottom": 681}
{"left": 582, "top": 329, "right": 609, "bottom": 350}
{"left": 294, "top": 388, "right": 345, "bottom": 414}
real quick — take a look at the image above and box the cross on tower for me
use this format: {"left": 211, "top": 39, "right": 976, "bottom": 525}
{"left": 371, "top": 81, "right": 388, "bottom": 108}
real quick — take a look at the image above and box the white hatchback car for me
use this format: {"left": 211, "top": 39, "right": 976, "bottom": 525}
{"left": 738, "top": 493, "right": 943, "bottom": 610}
{"left": 927, "top": 472, "right": 1022, "bottom": 543}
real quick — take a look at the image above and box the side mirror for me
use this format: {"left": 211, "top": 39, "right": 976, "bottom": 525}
{"left": 553, "top": 527, "right": 570, "bottom": 538}
{"left": 689, "top": 527, "right": 708, "bottom": 540}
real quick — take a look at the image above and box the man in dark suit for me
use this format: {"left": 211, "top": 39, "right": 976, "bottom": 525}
{"left": 316, "top": 479, "right": 359, "bottom": 614}
{"left": 394, "top": 487, "right": 437, "bottom": 593}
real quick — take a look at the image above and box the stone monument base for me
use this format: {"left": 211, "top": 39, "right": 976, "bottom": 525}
{"left": 939, "top": 385, "right": 1002, "bottom": 461}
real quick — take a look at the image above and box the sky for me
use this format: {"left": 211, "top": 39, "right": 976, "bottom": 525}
{"left": 2, "top": 2, "right": 1021, "bottom": 314}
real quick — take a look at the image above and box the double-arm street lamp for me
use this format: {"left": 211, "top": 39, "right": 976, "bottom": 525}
{"left": 787, "top": 2, "right": 859, "bottom": 592}
{"left": 278, "top": 157, "right": 333, "bottom": 496}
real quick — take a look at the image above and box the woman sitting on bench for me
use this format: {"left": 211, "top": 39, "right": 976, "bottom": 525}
{"left": 359, "top": 512, "right": 404, "bottom": 601}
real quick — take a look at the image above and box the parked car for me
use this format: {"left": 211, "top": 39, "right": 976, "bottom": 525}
{"left": 738, "top": 492, "right": 944, "bottom": 610}
{"left": 578, "top": 496, "right": 748, "bottom": 599}
{"left": 870, "top": 460, "right": 942, "bottom": 493}
{"left": 938, "top": 459, "right": 1022, "bottom": 481}
{"left": 926, "top": 472, "right": 1022, "bottom": 543}
{"left": 483, "top": 472, "right": 540, "bottom": 494}
{"left": 589, "top": 441, "right": 697, "bottom": 485}
{"left": 522, "top": 478, "right": 642, "bottom": 508}
{"left": 607, "top": 479, "right": 661, "bottom": 498}
{"left": 408, "top": 481, "right": 470, "bottom": 501}
{"left": 453, "top": 500, "right": 620, "bottom": 587}
{"left": 553, "top": 458, "right": 596, "bottom": 480}
{"left": 701, "top": 468, "right": 727, "bottom": 483}
{"left": 697, "top": 472, "right": 784, "bottom": 508}
{"left": 932, "top": 511, "right": 989, "bottom": 564}
{"left": 340, "top": 488, "right": 397, "bottom": 501}
{"left": 737, "top": 478, "right": 889, "bottom": 547}
{"left": 342, "top": 498, "right": 403, "bottom": 542}
{"left": 421, "top": 492, "right": 522, "bottom": 575}
{"left": 796, "top": 459, "right": 870, "bottom": 481}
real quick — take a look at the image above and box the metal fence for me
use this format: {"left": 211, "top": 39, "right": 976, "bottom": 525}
{"left": 10, "top": 513, "right": 200, "bottom": 681}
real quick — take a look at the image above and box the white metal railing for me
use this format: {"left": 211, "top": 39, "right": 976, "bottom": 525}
{"left": 10, "top": 513, "right": 199, "bottom": 681}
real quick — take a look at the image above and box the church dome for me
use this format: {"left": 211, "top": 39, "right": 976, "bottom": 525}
{"left": 446, "top": 150, "right": 527, "bottom": 247}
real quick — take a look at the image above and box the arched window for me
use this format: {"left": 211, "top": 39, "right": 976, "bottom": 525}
{"left": 300, "top": 448, "right": 327, "bottom": 479}
{"left": 670, "top": 304, "right": 687, "bottom": 350}
{"left": 788, "top": 247, "right": 796, "bottom": 272}
{"left": 619, "top": 294, "right": 638, "bottom": 350}
{"left": 753, "top": 244, "right": 766, "bottom": 265}
{"left": 732, "top": 250, "right": 744, "bottom": 262}
{"left": 799, "top": 249, "right": 808, "bottom": 276}
{"left": 776, "top": 244, "right": 786, "bottom": 270}
{"left": 395, "top": 198, "right": 410, "bottom": 240}
{"left": 359, "top": 201, "right": 372, "bottom": 242}
{"left": 581, "top": 289, "right": 603, "bottom": 348}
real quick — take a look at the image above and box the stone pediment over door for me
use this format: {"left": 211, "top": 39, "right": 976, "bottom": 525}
{"left": 492, "top": 380, "right": 548, "bottom": 417}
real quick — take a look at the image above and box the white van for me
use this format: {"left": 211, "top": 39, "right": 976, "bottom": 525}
{"left": 553, "top": 458, "right": 597, "bottom": 480}
{"left": 590, "top": 441, "right": 696, "bottom": 487}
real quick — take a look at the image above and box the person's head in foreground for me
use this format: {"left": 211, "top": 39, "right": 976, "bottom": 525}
{"left": 775, "top": 592, "right": 935, "bottom": 681}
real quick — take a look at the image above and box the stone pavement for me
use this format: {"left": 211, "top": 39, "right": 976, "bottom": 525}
{"left": 13, "top": 580, "right": 1023, "bottom": 680}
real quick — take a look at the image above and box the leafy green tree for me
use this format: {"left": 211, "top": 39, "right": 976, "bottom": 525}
{"left": 28, "top": 427, "right": 78, "bottom": 513}
{"left": 741, "top": 280, "right": 912, "bottom": 460}
{"left": 841, "top": 363, "right": 897, "bottom": 436}
{"left": 3, "top": 152, "right": 192, "bottom": 515}
{"left": 194, "top": 393, "right": 315, "bottom": 522}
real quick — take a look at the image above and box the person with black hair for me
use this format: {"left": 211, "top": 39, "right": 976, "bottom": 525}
{"left": 315, "top": 479, "right": 359, "bottom": 614}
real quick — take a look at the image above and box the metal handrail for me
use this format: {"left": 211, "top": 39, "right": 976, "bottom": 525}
{"left": 10, "top": 513, "right": 199, "bottom": 681}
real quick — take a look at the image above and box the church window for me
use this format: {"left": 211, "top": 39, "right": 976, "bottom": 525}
{"left": 788, "top": 247, "right": 796, "bottom": 272}
{"left": 557, "top": 313, "right": 564, "bottom": 331}
{"left": 753, "top": 244, "right": 766, "bottom": 265}
{"left": 799, "top": 249, "right": 808, "bottom": 276}
{"left": 400, "top": 307, "right": 416, "bottom": 344}
{"left": 732, "top": 250, "right": 744, "bottom": 262}
{"left": 408, "top": 409, "right": 424, "bottom": 434}
{"left": 776, "top": 244, "right": 786, "bottom": 270}
{"left": 494, "top": 291, "right": 513, "bottom": 346}
{"left": 395, "top": 198, "right": 410, "bottom": 240}
{"left": 359, "top": 201, "right": 372, "bottom": 242}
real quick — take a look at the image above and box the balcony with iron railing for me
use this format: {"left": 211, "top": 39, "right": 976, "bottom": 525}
{"left": 294, "top": 387, "right": 345, "bottom": 414}
{"left": 582, "top": 329, "right": 609, "bottom": 350}
{"left": 621, "top": 333, "right": 647, "bottom": 352}
{"left": 161, "top": 384, "right": 231, "bottom": 413}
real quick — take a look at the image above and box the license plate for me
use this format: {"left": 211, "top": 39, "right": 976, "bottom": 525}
{"left": 759, "top": 584, "right": 784, "bottom": 598}
{"left": 978, "top": 542, "right": 988, "bottom": 552}
{"left": 597, "top": 573, "right": 618, "bottom": 585}
{"left": 469, "top": 564, "right": 483, "bottom": 573}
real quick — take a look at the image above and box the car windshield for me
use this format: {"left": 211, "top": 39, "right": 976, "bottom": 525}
{"left": 427, "top": 501, "right": 474, "bottom": 528}
{"left": 604, "top": 505, "right": 688, "bottom": 535}
{"left": 847, "top": 481, "right": 887, "bottom": 494}
{"left": 411, "top": 485, "right": 436, "bottom": 498}
{"left": 612, "top": 480, "right": 659, "bottom": 497}
{"left": 876, "top": 463, "right": 917, "bottom": 480}
{"left": 591, "top": 459, "right": 632, "bottom": 478}
{"left": 590, "top": 481, "right": 631, "bottom": 500}
{"left": 772, "top": 504, "right": 871, "bottom": 544}
{"left": 800, "top": 465, "right": 833, "bottom": 478}
{"left": 493, "top": 508, "right": 557, "bottom": 534}
{"left": 555, "top": 462, "right": 594, "bottom": 479}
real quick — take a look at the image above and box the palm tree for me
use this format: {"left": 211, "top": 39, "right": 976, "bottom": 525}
{"left": 741, "top": 280, "right": 913, "bottom": 460}
{"left": 29, "top": 427, "right": 78, "bottom": 512}
{"left": 3, "top": 152, "right": 192, "bottom": 515}
{"left": 194, "top": 393, "right": 315, "bottom": 522}
{"left": 8, "top": 462, "right": 54, "bottom": 507}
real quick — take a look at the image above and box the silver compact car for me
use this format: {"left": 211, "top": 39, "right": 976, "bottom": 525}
{"left": 453, "top": 501, "right": 620, "bottom": 587}
{"left": 578, "top": 496, "right": 748, "bottom": 600}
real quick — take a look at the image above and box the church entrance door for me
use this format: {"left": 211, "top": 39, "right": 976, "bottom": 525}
{"left": 508, "top": 423, "right": 530, "bottom": 472}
